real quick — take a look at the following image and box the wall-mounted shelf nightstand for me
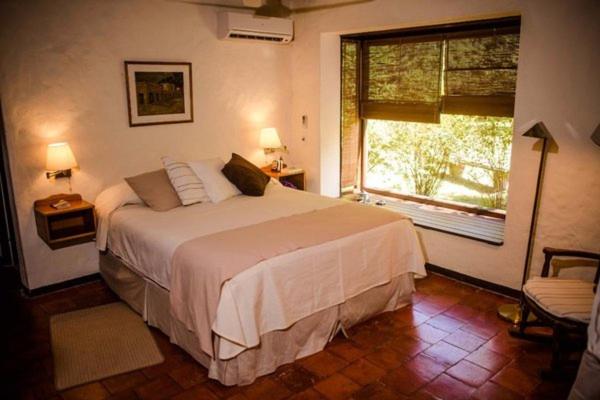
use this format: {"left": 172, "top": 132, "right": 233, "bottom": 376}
{"left": 261, "top": 166, "right": 305, "bottom": 191}
{"left": 34, "top": 193, "right": 96, "bottom": 250}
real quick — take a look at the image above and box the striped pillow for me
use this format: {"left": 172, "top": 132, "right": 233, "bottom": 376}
{"left": 161, "top": 156, "right": 211, "bottom": 205}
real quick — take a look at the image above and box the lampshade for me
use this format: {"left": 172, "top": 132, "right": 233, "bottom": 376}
{"left": 46, "top": 142, "right": 77, "bottom": 171}
{"left": 259, "top": 128, "right": 282, "bottom": 149}
{"left": 522, "top": 121, "right": 552, "bottom": 139}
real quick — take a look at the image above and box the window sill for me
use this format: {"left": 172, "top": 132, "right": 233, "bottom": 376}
{"left": 364, "top": 187, "right": 506, "bottom": 220}
{"left": 365, "top": 194, "right": 505, "bottom": 246}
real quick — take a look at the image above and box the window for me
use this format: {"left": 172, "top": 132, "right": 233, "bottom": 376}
{"left": 341, "top": 17, "right": 520, "bottom": 218}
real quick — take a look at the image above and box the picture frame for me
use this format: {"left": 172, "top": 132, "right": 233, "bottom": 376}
{"left": 124, "top": 61, "right": 193, "bottom": 127}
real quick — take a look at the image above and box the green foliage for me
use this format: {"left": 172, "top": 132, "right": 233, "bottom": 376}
{"left": 365, "top": 114, "right": 513, "bottom": 210}
{"left": 446, "top": 115, "right": 512, "bottom": 209}
{"left": 366, "top": 120, "right": 453, "bottom": 196}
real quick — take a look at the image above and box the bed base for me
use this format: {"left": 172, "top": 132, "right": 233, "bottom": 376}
{"left": 99, "top": 251, "right": 414, "bottom": 386}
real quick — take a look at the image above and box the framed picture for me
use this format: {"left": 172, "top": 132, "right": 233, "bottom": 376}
{"left": 125, "top": 61, "right": 193, "bottom": 127}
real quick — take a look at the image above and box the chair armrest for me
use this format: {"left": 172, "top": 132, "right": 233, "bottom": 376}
{"left": 543, "top": 247, "right": 600, "bottom": 260}
{"left": 542, "top": 247, "right": 600, "bottom": 284}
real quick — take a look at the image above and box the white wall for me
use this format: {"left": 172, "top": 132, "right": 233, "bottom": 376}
{"left": 1, "top": 0, "right": 599, "bottom": 291}
{"left": 289, "top": 0, "right": 600, "bottom": 289}
{"left": 0, "top": 0, "right": 292, "bottom": 289}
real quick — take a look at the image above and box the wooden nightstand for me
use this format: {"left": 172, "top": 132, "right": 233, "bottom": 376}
{"left": 261, "top": 166, "right": 306, "bottom": 191}
{"left": 34, "top": 193, "right": 96, "bottom": 250}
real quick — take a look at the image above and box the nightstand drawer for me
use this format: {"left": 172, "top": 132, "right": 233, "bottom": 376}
{"left": 46, "top": 209, "right": 95, "bottom": 241}
{"left": 34, "top": 193, "right": 96, "bottom": 250}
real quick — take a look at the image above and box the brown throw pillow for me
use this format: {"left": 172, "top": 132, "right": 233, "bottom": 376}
{"left": 125, "top": 169, "right": 182, "bottom": 211}
{"left": 221, "top": 153, "right": 270, "bottom": 196}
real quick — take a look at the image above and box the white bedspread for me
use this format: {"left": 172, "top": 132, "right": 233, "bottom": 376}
{"left": 106, "top": 184, "right": 426, "bottom": 359}
{"left": 107, "top": 183, "right": 340, "bottom": 289}
{"left": 213, "top": 218, "right": 424, "bottom": 359}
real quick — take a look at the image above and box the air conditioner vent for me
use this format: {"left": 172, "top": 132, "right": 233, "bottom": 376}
{"left": 229, "top": 33, "right": 285, "bottom": 42}
{"left": 218, "top": 12, "right": 294, "bottom": 44}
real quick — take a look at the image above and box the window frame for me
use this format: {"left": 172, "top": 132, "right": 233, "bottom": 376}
{"left": 341, "top": 16, "right": 521, "bottom": 220}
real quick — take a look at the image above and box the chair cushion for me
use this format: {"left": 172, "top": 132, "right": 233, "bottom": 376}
{"left": 523, "top": 277, "right": 595, "bottom": 323}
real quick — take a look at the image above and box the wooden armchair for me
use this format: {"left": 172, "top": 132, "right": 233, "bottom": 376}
{"left": 511, "top": 247, "right": 600, "bottom": 377}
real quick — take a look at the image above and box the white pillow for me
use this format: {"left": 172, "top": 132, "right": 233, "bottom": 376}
{"left": 94, "top": 181, "right": 143, "bottom": 250}
{"left": 188, "top": 158, "right": 241, "bottom": 203}
{"left": 95, "top": 180, "right": 142, "bottom": 211}
{"left": 161, "top": 156, "right": 211, "bottom": 205}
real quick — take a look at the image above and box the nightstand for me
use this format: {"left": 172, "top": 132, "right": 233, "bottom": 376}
{"left": 34, "top": 193, "right": 96, "bottom": 250}
{"left": 261, "top": 166, "right": 306, "bottom": 191}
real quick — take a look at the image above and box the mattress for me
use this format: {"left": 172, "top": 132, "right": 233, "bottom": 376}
{"left": 107, "top": 183, "right": 341, "bottom": 289}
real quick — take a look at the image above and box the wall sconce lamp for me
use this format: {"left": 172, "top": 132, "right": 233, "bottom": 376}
{"left": 46, "top": 142, "right": 77, "bottom": 179}
{"left": 259, "top": 127, "right": 287, "bottom": 154}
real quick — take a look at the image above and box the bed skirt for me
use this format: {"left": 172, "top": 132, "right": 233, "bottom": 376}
{"left": 99, "top": 251, "right": 415, "bottom": 386}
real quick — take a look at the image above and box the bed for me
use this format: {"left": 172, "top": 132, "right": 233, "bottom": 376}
{"left": 96, "top": 181, "right": 426, "bottom": 385}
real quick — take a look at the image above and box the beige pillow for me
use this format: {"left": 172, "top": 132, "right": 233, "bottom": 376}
{"left": 125, "top": 169, "right": 182, "bottom": 211}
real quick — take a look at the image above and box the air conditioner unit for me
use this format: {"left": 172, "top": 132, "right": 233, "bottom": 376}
{"left": 218, "top": 12, "right": 294, "bottom": 44}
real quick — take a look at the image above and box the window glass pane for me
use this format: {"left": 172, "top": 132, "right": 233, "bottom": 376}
{"left": 364, "top": 115, "right": 513, "bottom": 210}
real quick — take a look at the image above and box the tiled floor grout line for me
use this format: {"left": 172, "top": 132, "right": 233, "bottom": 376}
{"left": 2, "top": 273, "right": 575, "bottom": 400}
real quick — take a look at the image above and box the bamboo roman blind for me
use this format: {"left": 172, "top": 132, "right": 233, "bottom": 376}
{"left": 358, "top": 19, "right": 520, "bottom": 122}
{"left": 341, "top": 40, "right": 360, "bottom": 191}
{"left": 361, "top": 37, "right": 443, "bottom": 123}
{"left": 443, "top": 29, "right": 520, "bottom": 117}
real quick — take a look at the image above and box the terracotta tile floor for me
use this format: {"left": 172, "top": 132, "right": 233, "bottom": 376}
{"left": 2, "top": 271, "right": 577, "bottom": 400}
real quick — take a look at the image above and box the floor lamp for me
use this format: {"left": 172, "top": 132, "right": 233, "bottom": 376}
{"left": 498, "top": 122, "right": 554, "bottom": 324}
